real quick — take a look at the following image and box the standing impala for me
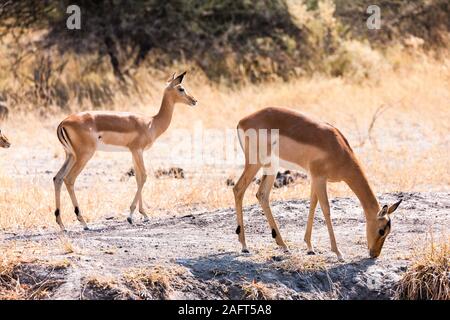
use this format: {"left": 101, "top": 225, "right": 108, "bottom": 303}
{"left": 53, "top": 72, "right": 197, "bottom": 231}
{"left": 233, "top": 107, "right": 402, "bottom": 260}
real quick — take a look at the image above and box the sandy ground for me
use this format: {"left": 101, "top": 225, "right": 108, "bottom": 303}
{"left": 1, "top": 191, "right": 448, "bottom": 300}
{"left": 0, "top": 113, "right": 448, "bottom": 300}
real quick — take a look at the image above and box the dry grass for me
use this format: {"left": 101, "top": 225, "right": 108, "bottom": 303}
{"left": 0, "top": 248, "right": 68, "bottom": 299}
{"left": 81, "top": 265, "right": 187, "bottom": 300}
{"left": 241, "top": 280, "right": 275, "bottom": 300}
{"left": 59, "top": 236, "right": 76, "bottom": 255}
{"left": 274, "top": 255, "right": 328, "bottom": 274}
{"left": 0, "top": 249, "right": 26, "bottom": 299}
{"left": 82, "top": 276, "right": 129, "bottom": 300}
{"left": 0, "top": 50, "right": 448, "bottom": 232}
{"left": 395, "top": 237, "right": 449, "bottom": 300}
{"left": 123, "top": 265, "right": 186, "bottom": 300}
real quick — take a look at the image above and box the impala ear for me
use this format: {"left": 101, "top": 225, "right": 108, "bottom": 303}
{"left": 378, "top": 204, "right": 389, "bottom": 217}
{"left": 387, "top": 199, "right": 402, "bottom": 214}
{"left": 170, "top": 71, "right": 186, "bottom": 86}
{"left": 167, "top": 72, "right": 176, "bottom": 84}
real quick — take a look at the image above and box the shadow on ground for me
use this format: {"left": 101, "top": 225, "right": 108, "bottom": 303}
{"left": 176, "top": 252, "right": 393, "bottom": 299}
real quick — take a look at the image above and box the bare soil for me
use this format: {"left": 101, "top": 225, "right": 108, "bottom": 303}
{"left": 1, "top": 191, "right": 448, "bottom": 300}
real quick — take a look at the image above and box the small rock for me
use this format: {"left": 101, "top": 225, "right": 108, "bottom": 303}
{"left": 271, "top": 256, "right": 283, "bottom": 262}
{"left": 155, "top": 167, "right": 185, "bottom": 179}
{"left": 226, "top": 178, "right": 235, "bottom": 186}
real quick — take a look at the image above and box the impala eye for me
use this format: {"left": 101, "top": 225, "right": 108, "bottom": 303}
{"left": 379, "top": 229, "right": 385, "bottom": 236}
{"left": 178, "top": 87, "right": 185, "bottom": 92}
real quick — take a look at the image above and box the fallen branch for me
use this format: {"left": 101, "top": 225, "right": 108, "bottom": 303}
{"left": 354, "top": 103, "right": 393, "bottom": 148}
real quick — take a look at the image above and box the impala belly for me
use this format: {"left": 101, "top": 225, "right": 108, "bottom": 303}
{"left": 95, "top": 131, "right": 134, "bottom": 152}
{"left": 261, "top": 135, "right": 328, "bottom": 174}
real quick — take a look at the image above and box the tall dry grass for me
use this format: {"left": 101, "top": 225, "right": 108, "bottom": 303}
{"left": 395, "top": 236, "right": 449, "bottom": 300}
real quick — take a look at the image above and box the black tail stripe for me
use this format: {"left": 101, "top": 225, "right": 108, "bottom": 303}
{"left": 56, "top": 125, "right": 65, "bottom": 146}
{"left": 61, "top": 127, "right": 70, "bottom": 146}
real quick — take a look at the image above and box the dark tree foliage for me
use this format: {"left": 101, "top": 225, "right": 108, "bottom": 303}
{"left": 0, "top": 0, "right": 448, "bottom": 82}
{"left": 0, "top": 0, "right": 306, "bottom": 82}
{"left": 334, "top": 0, "right": 450, "bottom": 46}
{"left": 0, "top": 0, "right": 448, "bottom": 109}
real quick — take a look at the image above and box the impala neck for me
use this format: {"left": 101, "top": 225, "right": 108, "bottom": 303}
{"left": 345, "top": 163, "right": 380, "bottom": 221}
{"left": 153, "top": 93, "right": 175, "bottom": 138}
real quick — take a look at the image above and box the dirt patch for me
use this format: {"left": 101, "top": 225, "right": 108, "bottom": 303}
{"left": 227, "top": 170, "right": 307, "bottom": 188}
{"left": 1, "top": 192, "right": 448, "bottom": 300}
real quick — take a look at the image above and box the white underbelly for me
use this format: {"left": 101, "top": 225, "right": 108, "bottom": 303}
{"left": 278, "top": 158, "right": 308, "bottom": 172}
{"left": 96, "top": 141, "right": 130, "bottom": 152}
{"left": 262, "top": 156, "right": 308, "bottom": 175}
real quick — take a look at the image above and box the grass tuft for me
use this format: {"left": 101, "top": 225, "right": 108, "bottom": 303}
{"left": 395, "top": 238, "right": 449, "bottom": 300}
{"left": 123, "top": 265, "right": 186, "bottom": 300}
{"left": 242, "top": 280, "right": 274, "bottom": 300}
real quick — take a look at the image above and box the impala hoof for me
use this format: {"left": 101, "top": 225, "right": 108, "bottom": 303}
{"left": 143, "top": 218, "right": 150, "bottom": 223}
{"left": 307, "top": 250, "right": 316, "bottom": 255}
{"left": 241, "top": 248, "right": 250, "bottom": 254}
{"left": 127, "top": 217, "right": 133, "bottom": 224}
{"left": 83, "top": 226, "right": 90, "bottom": 231}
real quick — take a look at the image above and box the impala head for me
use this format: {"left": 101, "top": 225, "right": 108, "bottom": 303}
{"left": 367, "top": 199, "right": 402, "bottom": 258}
{"left": 0, "top": 129, "right": 10, "bottom": 148}
{"left": 165, "top": 71, "right": 197, "bottom": 107}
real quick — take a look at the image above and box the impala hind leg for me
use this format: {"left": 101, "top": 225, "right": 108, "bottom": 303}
{"left": 64, "top": 152, "right": 94, "bottom": 230}
{"left": 128, "top": 150, "right": 147, "bottom": 224}
{"left": 53, "top": 153, "right": 75, "bottom": 231}
{"left": 304, "top": 187, "right": 318, "bottom": 255}
{"left": 312, "top": 177, "right": 343, "bottom": 261}
{"left": 256, "top": 174, "right": 289, "bottom": 252}
{"left": 233, "top": 163, "right": 261, "bottom": 253}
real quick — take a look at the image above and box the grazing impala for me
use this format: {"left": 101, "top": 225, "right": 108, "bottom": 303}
{"left": 53, "top": 72, "right": 197, "bottom": 231}
{"left": 233, "top": 107, "right": 402, "bottom": 260}
{"left": 0, "top": 129, "right": 11, "bottom": 148}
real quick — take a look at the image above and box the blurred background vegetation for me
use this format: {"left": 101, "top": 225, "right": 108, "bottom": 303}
{"left": 0, "top": 0, "right": 448, "bottom": 111}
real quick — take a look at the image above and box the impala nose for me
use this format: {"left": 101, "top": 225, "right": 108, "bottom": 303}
{"left": 369, "top": 249, "right": 380, "bottom": 258}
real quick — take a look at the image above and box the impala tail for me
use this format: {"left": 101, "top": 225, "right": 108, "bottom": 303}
{"left": 56, "top": 123, "right": 75, "bottom": 155}
{"left": 236, "top": 124, "right": 245, "bottom": 152}
{"left": 0, "top": 129, "right": 10, "bottom": 148}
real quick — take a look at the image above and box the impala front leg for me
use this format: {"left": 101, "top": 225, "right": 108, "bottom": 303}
{"left": 313, "top": 177, "right": 344, "bottom": 261}
{"left": 304, "top": 188, "right": 318, "bottom": 255}
{"left": 128, "top": 150, "right": 147, "bottom": 224}
{"left": 138, "top": 196, "right": 150, "bottom": 222}
{"left": 132, "top": 151, "right": 150, "bottom": 221}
